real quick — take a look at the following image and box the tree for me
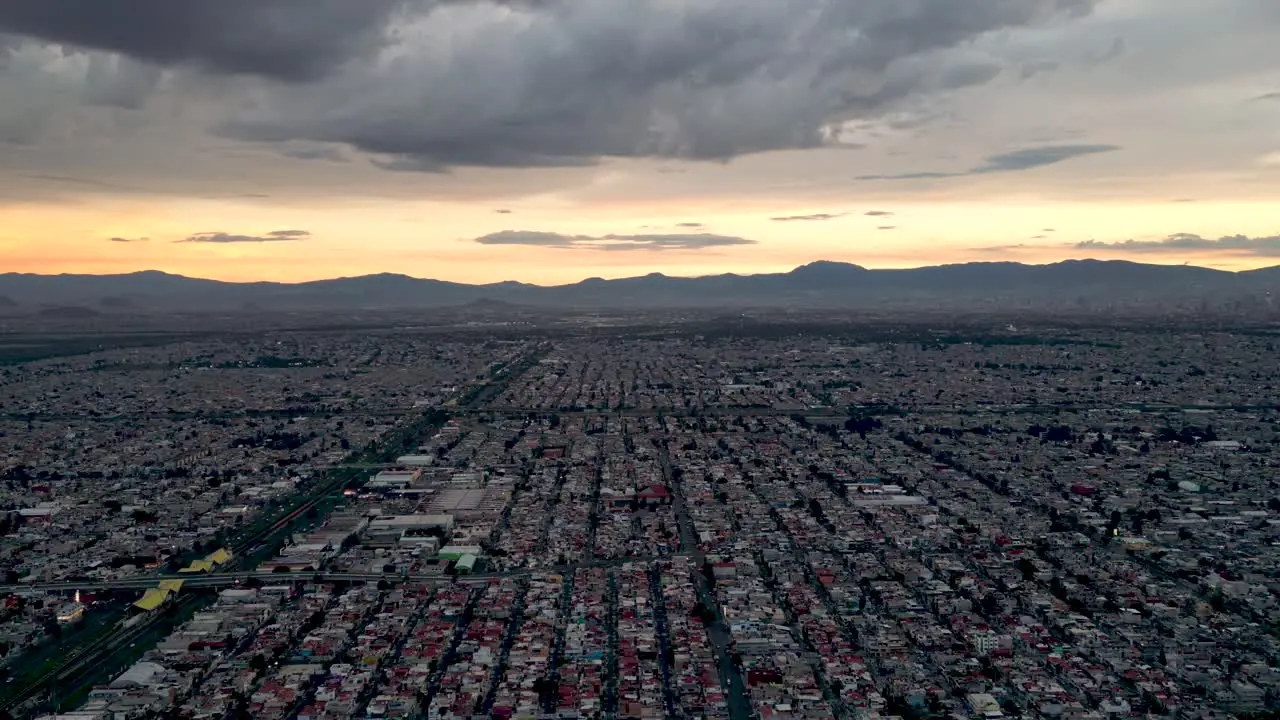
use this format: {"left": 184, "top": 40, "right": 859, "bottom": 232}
{"left": 130, "top": 508, "right": 158, "bottom": 523}
{"left": 1044, "top": 426, "right": 1074, "bottom": 443}
{"left": 1049, "top": 576, "right": 1067, "bottom": 599}
{"left": 979, "top": 594, "right": 1001, "bottom": 615}
{"left": 690, "top": 600, "right": 715, "bottom": 624}
{"left": 845, "top": 416, "right": 882, "bottom": 438}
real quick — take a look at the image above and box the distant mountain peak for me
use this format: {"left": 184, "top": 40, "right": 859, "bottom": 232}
{"left": 789, "top": 261, "right": 868, "bottom": 278}
{"left": 0, "top": 260, "right": 1274, "bottom": 312}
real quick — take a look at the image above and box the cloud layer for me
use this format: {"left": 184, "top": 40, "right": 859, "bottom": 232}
{"left": 178, "top": 229, "right": 311, "bottom": 243}
{"left": 0, "top": 0, "right": 1099, "bottom": 169}
{"left": 473, "top": 230, "right": 755, "bottom": 251}
{"left": 1077, "top": 233, "right": 1280, "bottom": 257}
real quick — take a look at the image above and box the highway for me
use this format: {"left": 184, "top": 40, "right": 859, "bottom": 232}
{"left": 0, "top": 551, "right": 697, "bottom": 594}
{"left": 660, "top": 441, "right": 753, "bottom": 720}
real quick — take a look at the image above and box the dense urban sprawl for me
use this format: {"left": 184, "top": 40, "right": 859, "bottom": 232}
{"left": 1, "top": 320, "right": 1278, "bottom": 720}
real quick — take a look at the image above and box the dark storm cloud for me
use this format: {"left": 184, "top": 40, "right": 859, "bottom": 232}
{"left": 771, "top": 213, "right": 845, "bottom": 222}
{"left": 215, "top": 0, "right": 1098, "bottom": 168}
{"left": 178, "top": 229, "right": 311, "bottom": 243}
{"left": 1076, "top": 233, "right": 1280, "bottom": 256}
{"left": 859, "top": 144, "right": 1118, "bottom": 180}
{"left": 0, "top": 0, "right": 414, "bottom": 82}
{"left": 83, "top": 55, "right": 164, "bottom": 109}
{"left": 473, "top": 230, "right": 755, "bottom": 251}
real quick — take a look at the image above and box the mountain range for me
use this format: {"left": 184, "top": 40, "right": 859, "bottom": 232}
{"left": 1, "top": 260, "right": 1277, "bottom": 313}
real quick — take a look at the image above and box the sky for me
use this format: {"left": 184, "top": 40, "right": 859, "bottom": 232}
{"left": 0, "top": 0, "right": 1277, "bottom": 284}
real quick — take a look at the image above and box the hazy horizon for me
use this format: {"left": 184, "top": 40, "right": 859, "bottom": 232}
{"left": 3, "top": 255, "right": 1279, "bottom": 287}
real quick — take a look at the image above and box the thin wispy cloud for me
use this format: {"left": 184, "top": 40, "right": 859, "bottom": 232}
{"left": 970, "top": 243, "right": 1031, "bottom": 254}
{"left": 859, "top": 144, "right": 1119, "bottom": 181}
{"left": 473, "top": 230, "right": 755, "bottom": 252}
{"left": 107, "top": 236, "right": 149, "bottom": 243}
{"left": 178, "top": 230, "right": 312, "bottom": 244}
{"left": 864, "top": 210, "right": 894, "bottom": 217}
{"left": 770, "top": 213, "right": 845, "bottom": 222}
{"left": 1076, "top": 233, "right": 1280, "bottom": 257}
{"left": 281, "top": 146, "right": 348, "bottom": 162}
{"left": 18, "top": 173, "right": 133, "bottom": 190}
